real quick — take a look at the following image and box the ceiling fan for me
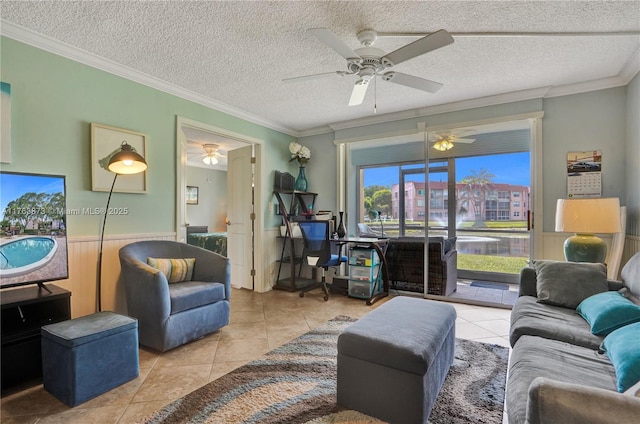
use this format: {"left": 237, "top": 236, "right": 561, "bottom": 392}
{"left": 188, "top": 143, "right": 227, "bottom": 166}
{"left": 283, "top": 28, "right": 454, "bottom": 106}
{"left": 428, "top": 130, "right": 477, "bottom": 151}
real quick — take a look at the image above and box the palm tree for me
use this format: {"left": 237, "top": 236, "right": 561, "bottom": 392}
{"left": 458, "top": 168, "right": 495, "bottom": 227}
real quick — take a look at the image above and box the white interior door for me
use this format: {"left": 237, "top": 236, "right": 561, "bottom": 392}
{"left": 227, "top": 145, "right": 253, "bottom": 289}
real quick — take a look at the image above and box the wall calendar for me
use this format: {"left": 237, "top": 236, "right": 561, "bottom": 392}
{"left": 566, "top": 150, "right": 602, "bottom": 198}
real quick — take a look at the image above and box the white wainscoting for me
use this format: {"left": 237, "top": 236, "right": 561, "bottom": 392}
{"left": 56, "top": 233, "right": 175, "bottom": 318}
{"left": 623, "top": 234, "right": 640, "bottom": 271}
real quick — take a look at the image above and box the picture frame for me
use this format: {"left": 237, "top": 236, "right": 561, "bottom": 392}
{"left": 91, "top": 123, "right": 147, "bottom": 193}
{"left": 186, "top": 186, "right": 199, "bottom": 205}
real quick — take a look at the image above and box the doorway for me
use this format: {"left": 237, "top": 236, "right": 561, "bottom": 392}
{"left": 176, "top": 117, "right": 264, "bottom": 291}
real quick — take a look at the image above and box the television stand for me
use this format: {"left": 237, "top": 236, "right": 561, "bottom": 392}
{"left": 1, "top": 284, "right": 71, "bottom": 392}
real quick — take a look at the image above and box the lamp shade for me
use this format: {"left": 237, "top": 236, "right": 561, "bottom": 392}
{"left": 107, "top": 141, "right": 147, "bottom": 175}
{"left": 555, "top": 198, "right": 621, "bottom": 234}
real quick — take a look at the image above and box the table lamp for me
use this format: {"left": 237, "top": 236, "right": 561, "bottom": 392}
{"left": 97, "top": 141, "right": 147, "bottom": 311}
{"left": 555, "top": 197, "right": 621, "bottom": 263}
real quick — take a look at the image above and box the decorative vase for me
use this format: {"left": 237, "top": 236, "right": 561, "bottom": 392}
{"left": 336, "top": 211, "right": 346, "bottom": 238}
{"left": 295, "top": 166, "right": 308, "bottom": 191}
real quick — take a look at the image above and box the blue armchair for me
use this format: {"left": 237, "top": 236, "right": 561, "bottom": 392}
{"left": 118, "top": 240, "right": 230, "bottom": 352}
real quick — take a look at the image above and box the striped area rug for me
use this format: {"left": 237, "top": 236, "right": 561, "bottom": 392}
{"left": 141, "top": 316, "right": 508, "bottom": 424}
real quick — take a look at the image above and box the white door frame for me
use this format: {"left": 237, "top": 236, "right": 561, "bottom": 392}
{"left": 175, "top": 116, "right": 264, "bottom": 291}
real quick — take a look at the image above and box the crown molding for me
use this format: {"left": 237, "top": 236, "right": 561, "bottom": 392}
{"left": 0, "top": 20, "right": 299, "bottom": 137}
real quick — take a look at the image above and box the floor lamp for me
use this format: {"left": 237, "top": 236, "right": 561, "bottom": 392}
{"left": 96, "top": 141, "right": 147, "bottom": 312}
{"left": 555, "top": 197, "right": 621, "bottom": 263}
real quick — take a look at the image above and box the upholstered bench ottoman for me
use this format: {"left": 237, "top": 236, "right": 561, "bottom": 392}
{"left": 41, "top": 311, "right": 139, "bottom": 406}
{"left": 337, "top": 296, "right": 456, "bottom": 423}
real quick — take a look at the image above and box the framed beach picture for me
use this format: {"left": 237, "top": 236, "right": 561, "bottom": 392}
{"left": 186, "top": 186, "right": 199, "bottom": 205}
{"left": 91, "top": 123, "right": 147, "bottom": 193}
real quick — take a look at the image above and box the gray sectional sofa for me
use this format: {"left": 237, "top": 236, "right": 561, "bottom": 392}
{"left": 506, "top": 252, "right": 640, "bottom": 424}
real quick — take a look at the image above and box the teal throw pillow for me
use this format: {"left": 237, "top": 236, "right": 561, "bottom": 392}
{"left": 534, "top": 260, "right": 608, "bottom": 309}
{"left": 600, "top": 322, "right": 640, "bottom": 392}
{"left": 577, "top": 291, "right": 640, "bottom": 335}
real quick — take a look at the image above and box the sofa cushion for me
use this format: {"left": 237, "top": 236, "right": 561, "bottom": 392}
{"left": 577, "top": 291, "right": 640, "bottom": 336}
{"left": 534, "top": 260, "right": 608, "bottom": 308}
{"left": 601, "top": 322, "right": 640, "bottom": 392}
{"left": 147, "top": 257, "right": 195, "bottom": 283}
{"left": 506, "top": 335, "right": 618, "bottom": 424}
{"left": 169, "top": 281, "right": 226, "bottom": 314}
{"left": 510, "top": 296, "right": 604, "bottom": 349}
{"left": 621, "top": 252, "right": 640, "bottom": 300}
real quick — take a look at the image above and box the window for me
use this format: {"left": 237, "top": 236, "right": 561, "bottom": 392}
{"left": 513, "top": 192, "right": 521, "bottom": 197}
{"left": 514, "top": 211, "right": 520, "bottom": 217}
{"left": 513, "top": 201, "right": 520, "bottom": 207}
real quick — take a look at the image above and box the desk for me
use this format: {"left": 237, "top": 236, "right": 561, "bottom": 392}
{"left": 333, "top": 237, "right": 389, "bottom": 306}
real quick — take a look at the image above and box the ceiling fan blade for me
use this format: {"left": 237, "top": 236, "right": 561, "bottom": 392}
{"left": 381, "top": 29, "right": 454, "bottom": 67}
{"left": 382, "top": 72, "right": 443, "bottom": 93}
{"left": 282, "top": 71, "right": 346, "bottom": 83}
{"left": 348, "top": 80, "right": 370, "bottom": 106}
{"left": 308, "top": 28, "right": 361, "bottom": 60}
{"left": 453, "top": 138, "right": 476, "bottom": 143}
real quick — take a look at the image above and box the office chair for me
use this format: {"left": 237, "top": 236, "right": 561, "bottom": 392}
{"left": 298, "top": 220, "right": 348, "bottom": 301}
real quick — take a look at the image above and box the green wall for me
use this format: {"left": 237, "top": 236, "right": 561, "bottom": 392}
{"left": 1, "top": 37, "right": 295, "bottom": 236}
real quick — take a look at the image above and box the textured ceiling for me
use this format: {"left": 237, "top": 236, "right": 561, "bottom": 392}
{"left": 1, "top": 1, "right": 639, "bottom": 135}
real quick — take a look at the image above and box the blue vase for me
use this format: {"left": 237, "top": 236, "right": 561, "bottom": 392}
{"left": 295, "top": 166, "right": 308, "bottom": 191}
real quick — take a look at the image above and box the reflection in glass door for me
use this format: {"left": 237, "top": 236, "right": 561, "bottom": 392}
{"left": 454, "top": 153, "right": 530, "bottom": 284}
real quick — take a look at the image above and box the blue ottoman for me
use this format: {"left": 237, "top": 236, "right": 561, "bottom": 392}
{"left": 41, "top": 311, "right": 139, "bottom": 406}
{"left": 337, "top": 297, "right": 456, "bottom": 423}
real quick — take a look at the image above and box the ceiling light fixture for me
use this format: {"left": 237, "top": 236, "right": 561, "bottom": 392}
{"left": 201, "top": 144, "right": 220, "bottom": 166}
{"left": 203, "top": 155, "right": 218, "bottom": 166}
{"left": 433, "top": 139, "right": 454, "bottom": 151}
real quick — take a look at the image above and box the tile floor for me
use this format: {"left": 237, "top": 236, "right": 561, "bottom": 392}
{"left": 449, "top": 280, "right": 519, "bottom": 307}
{"left": 0, "top": 288, "right": 512, "bottom": 424}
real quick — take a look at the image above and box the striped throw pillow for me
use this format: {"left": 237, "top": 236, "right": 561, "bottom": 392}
{"left": 147, "top": 258, "right": 195, "bottom": 283}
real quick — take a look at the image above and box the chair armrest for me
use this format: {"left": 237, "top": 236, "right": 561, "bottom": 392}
{"left": 118, "top": 253, "right": 172, "bottom": 323}
{"left": 519, "top": 266, "right": 538, "bottom": 297}
{"left": 526, "top": 377, "right": 640, "bottom": 424}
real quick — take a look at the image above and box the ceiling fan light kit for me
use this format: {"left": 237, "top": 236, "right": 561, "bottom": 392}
{"left": 195, "top": 143, "right": 224, "bottom": 166}
{"left": 285, "top": 28, "right": 455, "bottom": 108}
{"left": 433, "top": 139, "right": 455, "bottom": 151}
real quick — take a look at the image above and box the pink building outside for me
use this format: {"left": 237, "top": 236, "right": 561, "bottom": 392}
{"left": 391, "top": 181, "right": 529, "bottom": 223}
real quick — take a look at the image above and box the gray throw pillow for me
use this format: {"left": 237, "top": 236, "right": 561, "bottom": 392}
{"left": 534, "top": 260, "right": 608, "bottom": 309}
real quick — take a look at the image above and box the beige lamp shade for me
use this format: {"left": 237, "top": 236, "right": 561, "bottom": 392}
{"left": 555, "top": 198, "right": 621, "bottom": 234}
{"left": 107, "top": 141, "right": 148, "bottom": 175}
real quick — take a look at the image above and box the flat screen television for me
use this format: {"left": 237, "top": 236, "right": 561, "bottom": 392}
{"left": 0, "top": 171, "right": 69, "bottom": 290}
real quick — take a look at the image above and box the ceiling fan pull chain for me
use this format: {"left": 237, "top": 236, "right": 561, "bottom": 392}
{"left": 374, "top": 76, "right": 377, "bottom": 114}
